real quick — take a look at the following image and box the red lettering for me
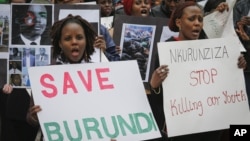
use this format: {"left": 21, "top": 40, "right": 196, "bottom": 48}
{"left": 63, "top": 72, "right": 78, "bottom": 94}
{"left": 40, "top": 74, "right": 57, "bottom": 98}
{"left": 96, "top": 68, "right": 114, "bottom": 90}
{"left": 190, "top": 68, "right": 217, "bottom": 86}
{"left": 77, "top": 70, "right": 92, "bottom": 92}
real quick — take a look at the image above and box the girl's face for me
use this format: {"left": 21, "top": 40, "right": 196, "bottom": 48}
{"left": 131, "top": 0, "right": 151, "bottom": 17}
{"left": 59, "top": 22, "right": 86, "bottom": 63}
{"left": 176, "top": 5, "right": 203, "bottom": 40}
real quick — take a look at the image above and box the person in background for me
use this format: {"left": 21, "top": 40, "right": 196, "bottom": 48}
{"left": 151, "top": 0, "right": 184, "bottom": 18}
{"left": 26, "top": 14, "right": 98, "bottom": 140}
{"left": 54, "top": 0, "right": 121, "bottom": 61}
{"left": 233, "top": 0, "right": 250, "bottom": 109}
{"left": 97, "top": 0, "right": 115, "bottom": 17}
{"left": 96, "top": 0, "right": 121, "bottom": 61}
{"left": 151, "top": 0, "right": 163, "bottom": 8}
{"left": 150, "top": 2, "right": 247, "bottom": 141}
{"left": 123, "top": 0, "right": 152, "bottom": 17}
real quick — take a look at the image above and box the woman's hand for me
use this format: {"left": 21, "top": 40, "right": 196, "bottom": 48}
{"left": 239, "top": 16, "right": 250, "bottom": 26}
{"left": 26, "top": 105, "right": 42, "bottom": 126}
{"left": 94, "top": 35, "right": 106, "bottom": 52}
{"left": 150, "top": 65, "right": 169, "bottom": 89}
{"left": 215, "top": 2, "right": 229, "bottom": 13}
{"left": 238, "top": 54, "right": 247, "bottom": 69}
{"left": 236, "top": 22, "right": 250, "bottom": 41}
{"left": 2, "top": 84, "right": 13, "bottom": 94}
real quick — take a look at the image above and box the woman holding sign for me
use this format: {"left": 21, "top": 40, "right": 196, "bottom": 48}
{"left": 26, "top": 14, "right": 97, "bottom": 140}
{"left": 150, "top": 1, "right": 247, "bottom": 141}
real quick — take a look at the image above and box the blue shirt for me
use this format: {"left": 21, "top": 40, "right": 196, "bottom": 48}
{"left": 100, "top": 24, "right": 120, "bottom": 61}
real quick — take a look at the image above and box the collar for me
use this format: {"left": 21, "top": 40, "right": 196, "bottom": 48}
{"left": 21, "top": 34, "right": 41, "bottom": 45}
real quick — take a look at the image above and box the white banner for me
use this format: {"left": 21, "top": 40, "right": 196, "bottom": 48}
{"left": 28, "top": 61, "right": 161, "bottom": 141}
{"left": 158, "top": 37, "right": 250, "bottom": 137}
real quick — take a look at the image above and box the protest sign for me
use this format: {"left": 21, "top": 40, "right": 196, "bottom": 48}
{"left": 158, "top": 37, "right": 250, "bottom": 137}
{"left": 28, "top": 60, "right": 161, "bottom": 141}
{"left": 113, "top": 14, "right": 167, "bottom": 91}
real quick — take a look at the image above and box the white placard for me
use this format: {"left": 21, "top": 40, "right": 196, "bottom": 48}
{"left": 158, "top": 37, "right": 250, "bottom": 137}
{"left": 28, "top": 61, "right": 161, "bottom": 141}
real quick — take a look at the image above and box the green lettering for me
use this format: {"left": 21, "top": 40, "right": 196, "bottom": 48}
{"left": 134, "top": 112, "right": 157, "bottom": 133}
{"left": 44, "top": 122, "right": 63, "bottom": 141}
{"left": 117, "top": 114, "right": 137, "bottom": 136}
{"left": 83, "top": 118, "right": 103, "bottom": 139}
{"left": 63, "top": 120, "right": 82, "bottom": 141}
{"left": 101, "top": 116, "right": 119, "bottom": 138}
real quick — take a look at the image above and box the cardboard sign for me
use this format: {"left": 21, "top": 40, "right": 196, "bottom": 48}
{"left": 158, "top": 37, "right": 250, "bottom": 137}
{"left": 28, "top": 61, "right": 161, "bottom": 141}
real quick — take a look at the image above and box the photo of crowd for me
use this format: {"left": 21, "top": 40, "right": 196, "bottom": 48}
{"left": 121, "top": 24, "right": 155, "bottom": 81}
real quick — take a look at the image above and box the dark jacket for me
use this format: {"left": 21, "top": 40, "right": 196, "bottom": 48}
{"left": 151, "top": 2, "right": 172, "bottom": 19}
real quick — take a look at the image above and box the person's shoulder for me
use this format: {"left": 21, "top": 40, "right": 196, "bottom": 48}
{"left": 152, "top": 5, "right": 161, "bottom": 11}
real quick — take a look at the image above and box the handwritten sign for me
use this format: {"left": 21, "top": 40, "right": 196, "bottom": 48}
{"left": 158, "top": 37, "right": 250, "bottom": 137}
{"left": 28, "top": 61, "right": 161, "bottom": 141}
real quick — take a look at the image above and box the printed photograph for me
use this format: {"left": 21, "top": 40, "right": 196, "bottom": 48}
{"left": 120, "top": 23, "right": 156, "bottom": 82}
{"left": 11, "top": 4, "right": 53, "bottom": 46}
{"left": 0, "top": 4, "right": 10, "bottom": 50}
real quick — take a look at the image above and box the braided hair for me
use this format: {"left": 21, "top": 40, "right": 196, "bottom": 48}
{"left": 50, "top": 14, "right": 97, "bottom": 63}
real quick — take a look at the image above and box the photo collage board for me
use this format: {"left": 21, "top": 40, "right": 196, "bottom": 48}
{"left": 0, "top": 3, "right": 100, "bottom": 88}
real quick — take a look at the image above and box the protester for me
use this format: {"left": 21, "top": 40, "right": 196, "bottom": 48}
{"left": 95, "top": 0, "right": 121, "bottom": 60}
{"left": 96, "top": 0, "right": 115, "bottom": 17}
{"left": 233, "top": 0, "right": 250, "bottom": 109}
{"left": 151, "top": 0, "right": 185, "bottom": 18}
{"left": 26, "top": 14, "right": 97, "bottom": 140}
{"left": 150, "top": 2, "right": 247, "bottom": 141}
{"left": 123, "top": 0, "right": 152, "bottom": 17}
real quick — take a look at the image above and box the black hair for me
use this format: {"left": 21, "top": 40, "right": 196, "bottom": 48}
{"left": 50, "top": 14, "right": 96, "bottom": 63}
{"left": 168, "top": 1, "right": 202, "bottom": 32}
